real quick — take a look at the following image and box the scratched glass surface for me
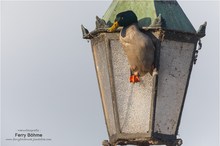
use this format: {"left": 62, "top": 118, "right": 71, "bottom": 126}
{"left": 110, "top": 40, "right": 153, "bottom": 133}
{"left": 94, "top": 40, "right": 117, "bottom": 136}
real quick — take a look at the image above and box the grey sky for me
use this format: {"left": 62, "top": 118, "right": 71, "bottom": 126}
{"left": 1, "top": 1, "right": 219, "bottom": 146}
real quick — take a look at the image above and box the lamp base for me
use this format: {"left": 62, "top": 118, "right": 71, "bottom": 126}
{"left": 102, "top": 138, "right": 182, "bottom": 146}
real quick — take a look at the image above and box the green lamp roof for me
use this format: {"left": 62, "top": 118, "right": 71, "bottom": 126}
{"left": 103, "top": 0, "right": 196, "bottom": 33}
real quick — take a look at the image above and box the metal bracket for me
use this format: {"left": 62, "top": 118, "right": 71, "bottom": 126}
{"left": 193, "top": 21, "right": 207, "bottom": 64}
{"left": 197, "top": 21, "right": 207, "bottom": 38}
{"left": 149, "top": 14, "right": 165, "bottom": 29}
{"left": 102, "top": 140, "right": 112, "bottom": 146}
{"left": 194, "top": 39, "right": 202, "bottom": 64}
{"left": 81, "top": 25, "right": 90, "bottom": 39}
{"left": 96, "top": 16, "right": 108, "bottom": 29}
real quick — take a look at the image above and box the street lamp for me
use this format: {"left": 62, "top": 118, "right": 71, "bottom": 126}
{"left": 82, "top": 0, "right": 206, "bottom": 146}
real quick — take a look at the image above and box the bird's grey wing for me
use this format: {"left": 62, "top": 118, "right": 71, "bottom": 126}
{"left": 136, "top": 33, "right": 155, "bottom": 75}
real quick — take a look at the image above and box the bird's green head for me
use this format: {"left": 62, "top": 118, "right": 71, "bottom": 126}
{"left": 108, "top": 10, "right": 138, "bottom": 32}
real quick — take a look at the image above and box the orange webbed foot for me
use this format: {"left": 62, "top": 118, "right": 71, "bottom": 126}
{"left": 130, "top": 75, "right": 140, "bottom": 83}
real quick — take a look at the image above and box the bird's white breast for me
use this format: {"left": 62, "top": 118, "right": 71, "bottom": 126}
{"left": 119, "top": 24, "right": 155, "bottom": 76}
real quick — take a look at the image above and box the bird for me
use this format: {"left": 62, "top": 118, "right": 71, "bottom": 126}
{"left": 108, "top": 10, "right": 155, "bottom": 83}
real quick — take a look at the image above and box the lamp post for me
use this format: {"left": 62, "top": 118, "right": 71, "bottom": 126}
{"left": 82, "top": 0, "right": 206, "bottom": 146}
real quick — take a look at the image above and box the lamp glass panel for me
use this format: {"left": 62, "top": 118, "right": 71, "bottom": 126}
{"left": 154, "top": 40, "right": 195, "bottom": 135}
{"left": 93, "top": 40, "right": 116, "bottom": 136}
{"left": 110, "top": 39, "right": 154, "bottom": 134}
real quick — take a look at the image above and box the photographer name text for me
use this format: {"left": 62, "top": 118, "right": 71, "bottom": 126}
{"left": 15, "top": 133, "right": 43, "bottom": 138}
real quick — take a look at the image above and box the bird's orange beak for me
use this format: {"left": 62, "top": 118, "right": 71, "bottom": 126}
{"left": 107, "top": 21, "right": 119, "bottom": 32}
